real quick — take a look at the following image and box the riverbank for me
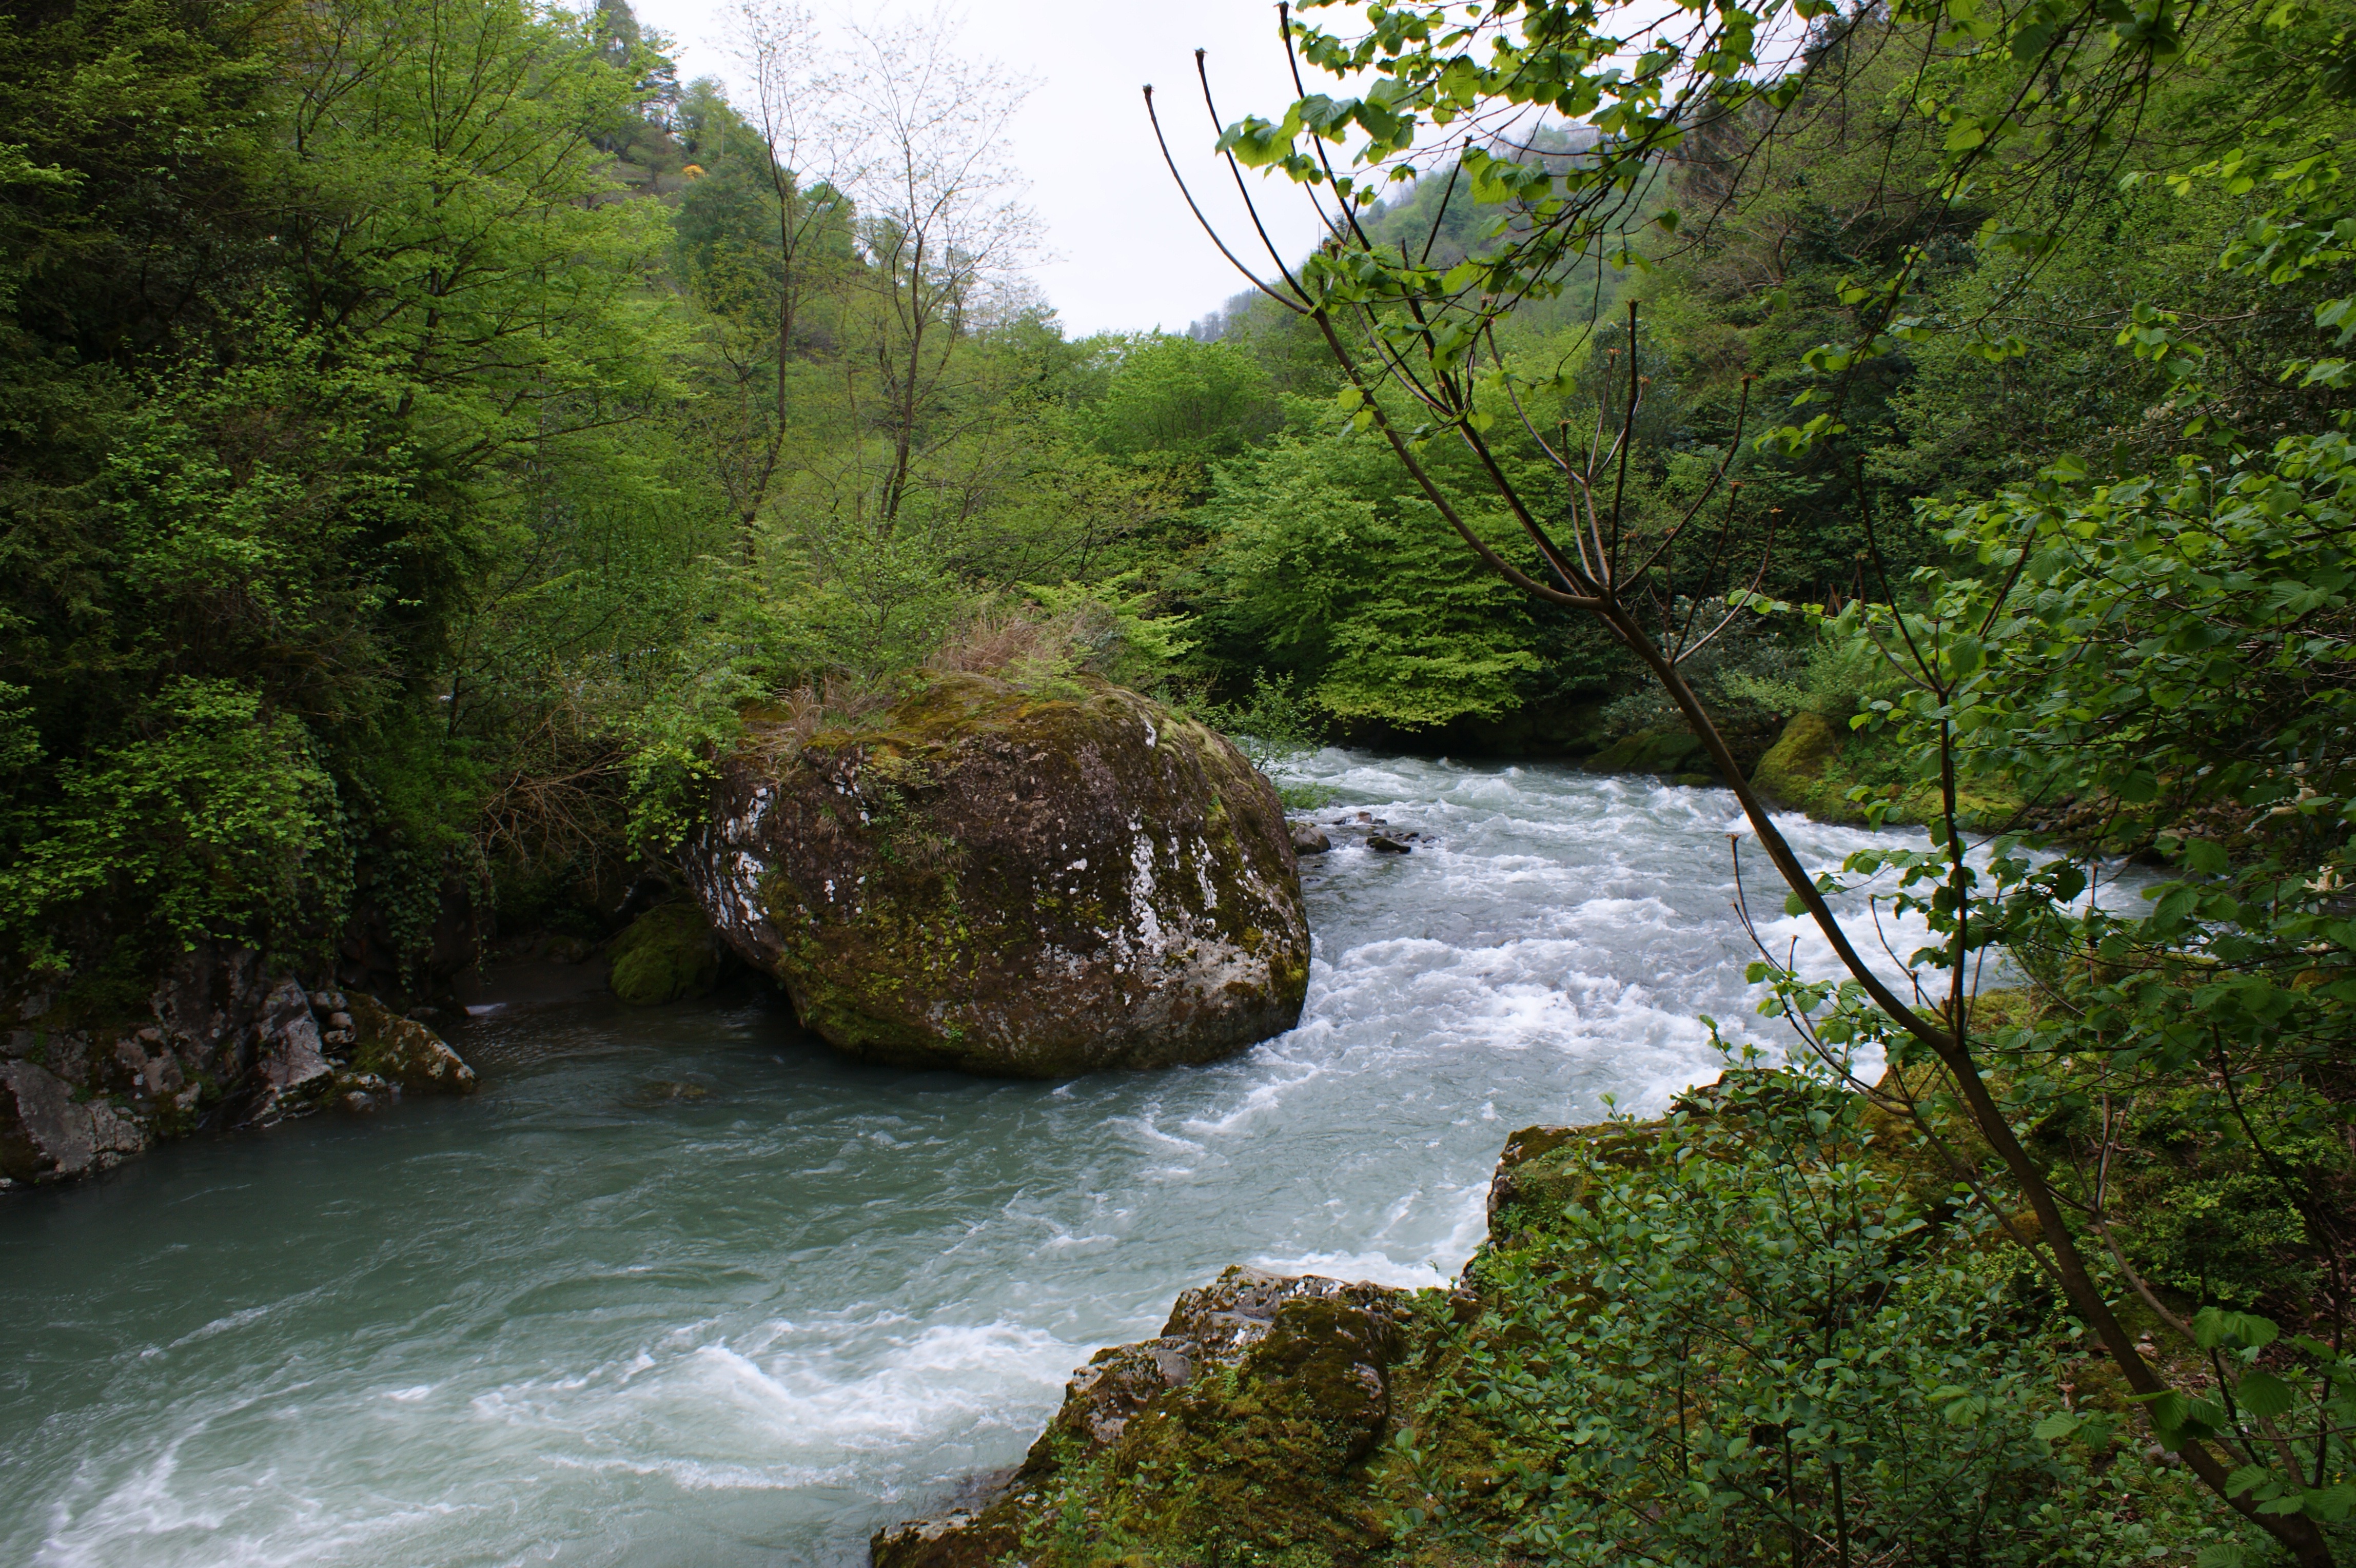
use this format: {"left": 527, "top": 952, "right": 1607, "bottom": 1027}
{"left": 877, "top": 1051, "right": 2276, "bottom": 1568}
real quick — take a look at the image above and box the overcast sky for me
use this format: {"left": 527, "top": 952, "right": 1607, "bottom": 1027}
{"left": 624, "top": 0, "right": 1340, "bottom": 337}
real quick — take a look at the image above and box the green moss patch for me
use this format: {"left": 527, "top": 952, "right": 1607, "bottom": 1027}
{"left": 606, "top": 903, "right": 723, "bottom": 1006}
{"left": 1748, "top": 712, "right": 2025, "bottom": 830}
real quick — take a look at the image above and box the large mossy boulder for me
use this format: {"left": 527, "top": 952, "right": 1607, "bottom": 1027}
{"left": 605, "top": 903, "right": 724, "bottom": 1006}
{"left": 689, "top": 673, "right": 1309, "bottom": 1077}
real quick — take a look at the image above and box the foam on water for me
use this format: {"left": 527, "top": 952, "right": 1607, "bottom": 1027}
{"left": 3, "top": 754, "right": 2078, "bottom": 1567}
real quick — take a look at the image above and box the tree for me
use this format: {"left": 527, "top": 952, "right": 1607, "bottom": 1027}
{"left": 701, "top": 0, "right": 858, "bottom": 541}
{"left": 834, "top": 16, "right": 1037, "bottom": 529}
{"left": 0, "top": 0, "right": 688, "bottom": 974}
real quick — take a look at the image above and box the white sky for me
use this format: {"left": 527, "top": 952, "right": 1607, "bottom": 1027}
{"left": 625, "top": 1, "right": 1340, "bottom": 337}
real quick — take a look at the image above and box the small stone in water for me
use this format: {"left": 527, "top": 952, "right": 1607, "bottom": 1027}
{"left": 1367, "top": 835, "right": 1411, "bottom": 854}
{"left": 633, "top": 1080, "right": 713, "bottom": 1105}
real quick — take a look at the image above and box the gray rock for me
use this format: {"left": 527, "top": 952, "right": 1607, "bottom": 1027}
{"left": 0, "top": 944, "right": 454, "bottom": 1187}
{"left": 250, "top": 978, "right": 333, "bottom": 1123}
{"left": 1287, "top": 820, "right": 1332, "bottom": 855}
{"left": 0, "top": 1059, "right": 149, "bottom": 1182}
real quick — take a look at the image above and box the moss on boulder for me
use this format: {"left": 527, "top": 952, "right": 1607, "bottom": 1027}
{"left": 1751, "top": 711, "right": 2025, "bottom": 829}
{"left": 606, "top": 903, "right": 724, "bottom": 1006}
{"left": 688, "top": 673, "right": 1310, "bottom": 1077}
{"left": 1752, "top": 709, "right": 1844, "bottom": 809}
{"left": 1584, "top": 727, "right": 1711, "bottom": 778}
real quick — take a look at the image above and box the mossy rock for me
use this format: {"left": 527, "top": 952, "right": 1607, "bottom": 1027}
{"left": 345, "top": 993, "right": 478, "bottom": 1093}
{"left": 1584, "top": 727, "right": 1709, "bottom": 777}
{"left": 873, "top": 1267, "right": 1412, "bottom": 1568}
{"left": 1484, "top": 1121, "right": 1661, "bottom": 1227}
{"left": 606, "top": 903, "right": 724, "bottom": 1007}
{"left": 1088, "top": 1295, "right": 1397, "bottom": 1559}
{"left": 1752, "top": 711, "right": 2026, "bottom": 830}
{"left": 688, "top": 673, "right": 1310, "bottom": 1077}
{"left": 1752, "top": 710, "right": 1844, "bottom": 810}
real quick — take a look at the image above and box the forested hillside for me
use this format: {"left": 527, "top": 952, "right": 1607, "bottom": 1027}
{"left": 18, "top": 0, "right": 2323, "bottom": 992}
{"left": 0, "top": 0, "right": 1209, "bottom": 991}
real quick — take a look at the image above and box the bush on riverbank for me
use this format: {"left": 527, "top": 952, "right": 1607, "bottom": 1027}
{"left": 1382, "top": 1070, "right": 2246, "bottom": 1568}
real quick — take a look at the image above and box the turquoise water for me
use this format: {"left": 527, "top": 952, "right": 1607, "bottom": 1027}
{"left": 2, "top": 756, "right": 1973, "bottom": 1567}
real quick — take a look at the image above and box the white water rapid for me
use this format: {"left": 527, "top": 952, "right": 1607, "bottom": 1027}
{"left": 2, "top": 754, "right": 2006, "bottom": 1567}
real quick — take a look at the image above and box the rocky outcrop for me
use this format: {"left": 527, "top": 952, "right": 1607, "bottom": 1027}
{"left": 2, "top": 947, "right": 475, "bottom": 1187}
{"left": 689, "top": 673, "right": 1311, "bottom": 1077}
{"left": 605, "top": 903, "right": 724, "bottom": 1006}
{"left": 873, "top": 1266, "right": 1412, "bottom": 1568}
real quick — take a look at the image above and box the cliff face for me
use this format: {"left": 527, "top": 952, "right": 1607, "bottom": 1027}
{"left": 689, "top": 673, "right": 1311, "bottom": 1077}
{"left": 1, "top": 944, "right": 475, "bottom": 1187}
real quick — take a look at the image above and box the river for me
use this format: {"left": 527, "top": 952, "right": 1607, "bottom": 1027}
{"left": 2, "top": 753, "right": 1993, "bottom": 1567}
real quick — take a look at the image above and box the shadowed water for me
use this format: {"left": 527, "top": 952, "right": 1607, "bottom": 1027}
{"left": 2, "top": 755, "right": 2010, "bottom": 1567}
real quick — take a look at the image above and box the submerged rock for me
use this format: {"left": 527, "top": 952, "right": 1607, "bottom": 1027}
{"left": 605, "top": 903, "right": 724, "bottom": 1006}
{"left": 872, "top": 1266, "right": 1411, "bottom": 1568}
{"left": 689, "top": 673, "right": 1310, "bottom": 1077}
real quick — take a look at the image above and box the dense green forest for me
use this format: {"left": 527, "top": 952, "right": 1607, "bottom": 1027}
{"left": 13, "top": 0, "right": 2323, "bottom": 981}
{"left": 6, "top": 0, "right": 2356, "bottom": 1559}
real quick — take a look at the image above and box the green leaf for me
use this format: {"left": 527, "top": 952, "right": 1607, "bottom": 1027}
{"left": 2181, "top": 837, "right": 2230, "bottom": 875}
{"left": 2306, "top": 1483, "right": 2356, "bottom": 1522}
{"left": 2194, "top": 1307, "right": 2280, "bottom": 1351}
{"left": 2235, "top": 1369, "right": 2295, "bottom": 1421}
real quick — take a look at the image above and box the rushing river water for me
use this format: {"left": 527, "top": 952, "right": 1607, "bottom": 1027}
{"left": 3, "top": 753, "right": 1997, "bottom": 1568}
